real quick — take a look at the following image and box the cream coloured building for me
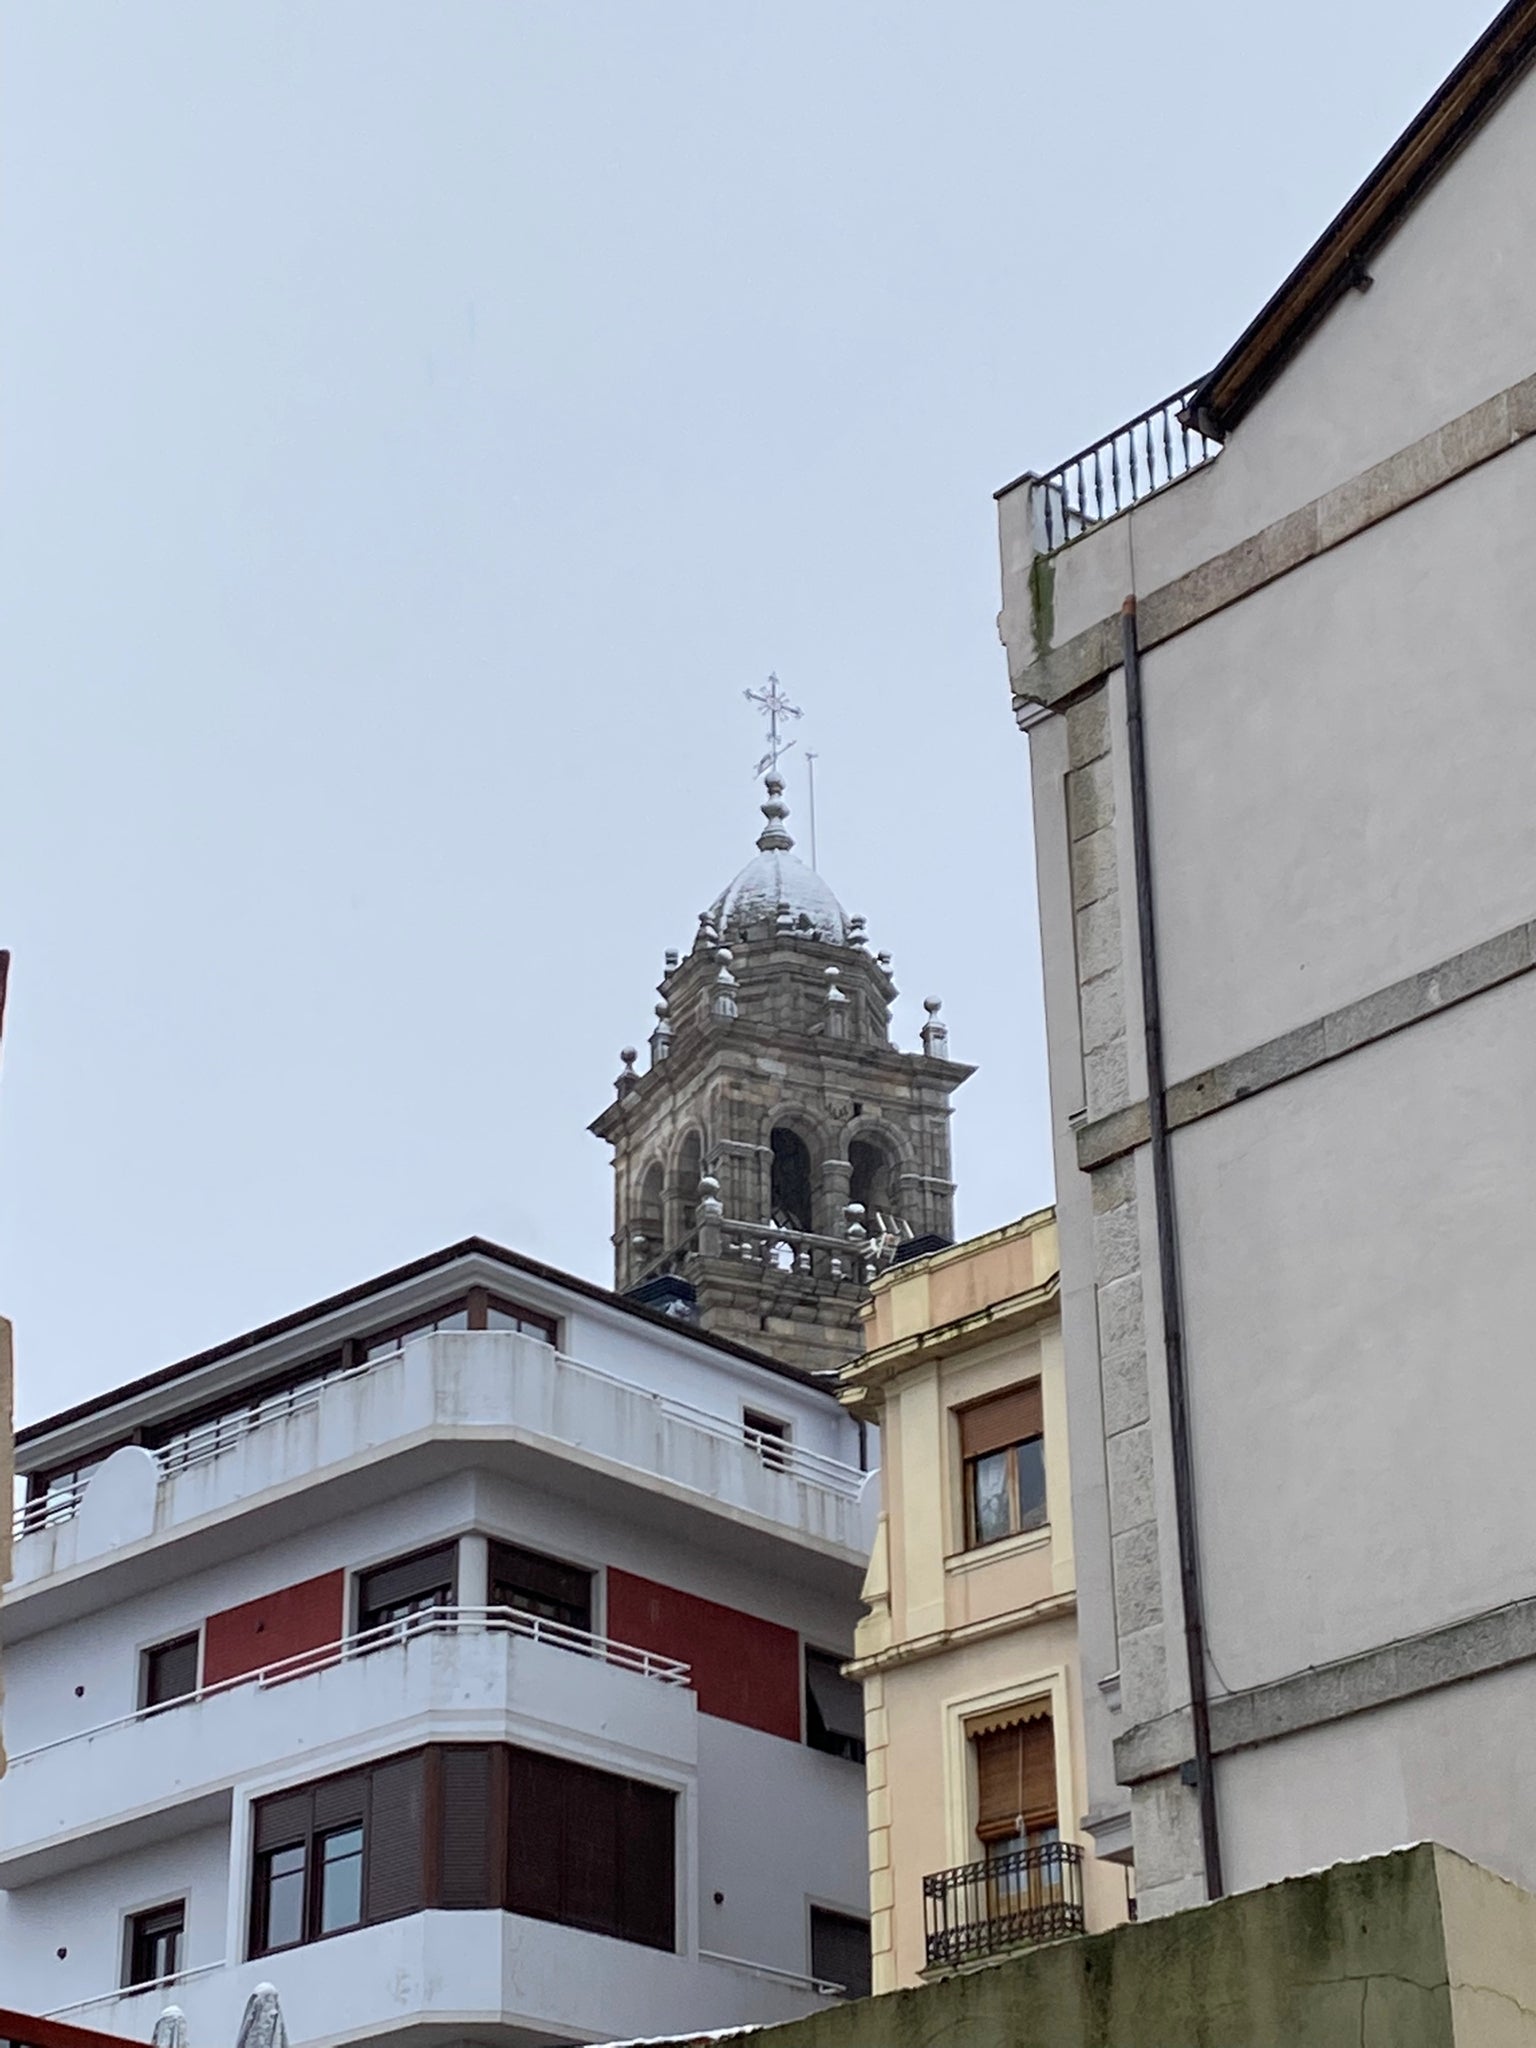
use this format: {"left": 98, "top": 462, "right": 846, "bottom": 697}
{"left": 840, "top": 1210, "right": 1130, "bottom": 1991}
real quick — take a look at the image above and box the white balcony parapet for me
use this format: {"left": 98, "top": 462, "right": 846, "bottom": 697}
{"left": 12, "top": 1333, "right": 869, "bottom": 1546}
{"left": 7, "top": 1605, "right": 690, "bottom": 1768}
{"left": 47, "top": 1961, "right": 228, "bottom": 2020}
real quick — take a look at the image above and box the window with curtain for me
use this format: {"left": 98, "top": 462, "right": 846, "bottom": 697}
{"left": 972, "top": 1712, "right": 1058, "bottom": 1857}
{"left": 958, "top": 1383, "right": 1046, "bottom": 1548}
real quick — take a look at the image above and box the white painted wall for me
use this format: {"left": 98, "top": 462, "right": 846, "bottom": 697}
{"left": 0, "top": 1823, "right": 229, "bottom": 2017}
{"left": 1177, "top": 976, "right": 1536, "bottom": 1686}
{"left": 1144, "top": 438, "right": 1536, "bottom": 1080}
{"left": 694, "top": 1715, "right": 868, "bottom": 1983}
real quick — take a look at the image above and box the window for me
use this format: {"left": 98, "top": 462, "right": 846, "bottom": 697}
{"left": 318, "top": 1825, "right": 364, "bottom": 1933}
{"left": 141, "top": 1633, "right": 200, "bottom": 1710}
{"left": 248, "top": 1744, "right": 672, "bottom": 1958}
{"left": 769, "top": 1126, "right": 814, "bottom": 1233}
{"left": 27, "top": 1458, "right": 103, "bottom": 1524}
{"left": 848, "top": 1137, "right": 898, "bottom": 1233}
{"left": 357, "top": 1543, "right": 457, "bottom": 1633}
{"left": 507, "top": 1746, "right": 675, "bottom": 1951}
{"left": 362, "top": 1303, "right": 471, "bottom": 1363}
{"left": 484, "top": 1300, "right": 556, "bottom": 1341}
{"left": 124, "top": 1901, "right": 184, "bottom": 1988}
{"left": 743, "top": 1408, "right": 790, "bottom": 1472}
{"left": 960, "top": 1383, "right": 1046, "bottom": 1548}
{"left": 250, "top": 1768, "right": 377, "bottom": 1955}
{"left": 810, "top": 1906, "right": 871, "bottom": 1999}
{"left": 358, "top": 1294, "right": 556, "bottom": 1364}
{"left": 972, "top": 1713, "right": 1057, "bottom": 1853}
{"left": 804, "top": 1648, "right": 865, "bottom": 1764}
{"left": 489, "top": 1541, "right": 592, "bottom": 1636}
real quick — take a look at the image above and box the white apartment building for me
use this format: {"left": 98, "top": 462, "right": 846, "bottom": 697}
{"left": 0, "top": 1238, "right": 876, "bottom": 2043}
{"left": 997, "top": 0, "right": 1536, "bottom": 1919}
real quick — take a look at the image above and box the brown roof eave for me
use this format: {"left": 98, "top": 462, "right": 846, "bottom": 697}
{"left": 1187, "top": 0, "right": 1536, "bottom": 439}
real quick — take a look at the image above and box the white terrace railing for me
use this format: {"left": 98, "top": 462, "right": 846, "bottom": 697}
{"left": 46, "top": 1957, "right": 228, "bottom": 2020}
{"left": 12, "top": 1331, "right": 869, "bottom": 1542}
{"left": 8, "top": 1604, "right": 692, "bottom": 1769}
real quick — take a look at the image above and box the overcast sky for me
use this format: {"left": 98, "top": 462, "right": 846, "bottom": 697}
{"left": 0, "top": 0, "right": 1495, "bottom": 1426}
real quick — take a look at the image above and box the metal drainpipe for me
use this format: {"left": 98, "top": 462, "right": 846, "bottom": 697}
{"left": 1119, "top": 595, "right": 1224, "bottom": 1900}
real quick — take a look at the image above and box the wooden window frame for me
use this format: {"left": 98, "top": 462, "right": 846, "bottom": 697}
{"left": 958, "top": 1383, "right": 1046, "bottom": 1551}
{"left": 355, "top": 1542, "right": 459, "bottom": 1634}
{"left": 139, "top": 1632, "right": 201, "bottom": 1711}
{"left": 809, "top": 1905, "right": 871, "bottom": 2000}
{"left": 804, "top": 1647, "right": 866, "bottom": 1764}
{"left": 248, "top": 1743, "right": 675, "bottom": 1960}
{"left": 487, "top": 1541, "right": 593, "bottom": 1635}
{"left": 743, "top": 1407, "right": 791, "bottom": 1471}
{"left": 123, "top": 1899, "right": 184, "bottom": 1989}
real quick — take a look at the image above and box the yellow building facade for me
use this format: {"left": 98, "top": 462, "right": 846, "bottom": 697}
{"left": 841, "top": 1209, "right": 1129, "bottom": 1991}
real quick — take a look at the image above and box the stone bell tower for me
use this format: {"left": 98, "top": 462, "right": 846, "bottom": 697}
{"left": 589, "top": 766, "right": 973, "bottom": 1377}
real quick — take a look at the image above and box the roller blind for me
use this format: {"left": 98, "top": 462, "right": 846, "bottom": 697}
{"left": 437, "top": 1746, "right": 496, "bottom": 1910}
{"left": 974, "top": 1716, "right": 1057, "bottom": 1837}
{"left": 365, "top": 1752, "right": 426, "bottom": 1921}
{"left": 959, "top": 1383, "right": 1043, "bottom": 1462}
{"left": 358, "top": 1543, "right": 457, "bottom": 1617}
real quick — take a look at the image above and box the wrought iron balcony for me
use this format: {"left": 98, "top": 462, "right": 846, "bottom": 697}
{"left": 1032, "top": 386, "right": 1221, "bottom": 556}
{"left": 922, "top": 1841, "right": 1084, "bottom": 1971}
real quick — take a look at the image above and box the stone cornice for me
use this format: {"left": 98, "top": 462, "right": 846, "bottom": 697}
{"left": 840, "top": 1274, "right": 1061, "bottom": 1409}
{"left": 844, "top": 1588, "right": 1077, "bottom": 1678}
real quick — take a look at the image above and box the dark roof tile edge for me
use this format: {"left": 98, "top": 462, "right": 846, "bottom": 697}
{"left": 1189, "top": 0, "right": 1536, "bottom": 437}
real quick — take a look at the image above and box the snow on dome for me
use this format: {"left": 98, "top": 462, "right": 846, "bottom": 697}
{"left": 709, "top": 776, "right": 850, "bottom": 945}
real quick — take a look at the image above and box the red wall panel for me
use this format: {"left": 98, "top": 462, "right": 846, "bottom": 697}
{"left": 203, "top": 1569, "right": 346, "bottom": 1685}
{"left": 606, "top": 1568, "right": 801, "bottom": 1742}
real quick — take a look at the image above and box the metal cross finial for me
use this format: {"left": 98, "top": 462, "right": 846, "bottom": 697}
{"left": 744, "top": 672, "right": 802, "bottom": 778}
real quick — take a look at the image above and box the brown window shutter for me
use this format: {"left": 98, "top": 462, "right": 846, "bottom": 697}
{"left": 364, "top": 1752, "right": 426, "bottom": 1922}
{"left": 959, "top": 1383, "right": 1043, "bottom": 1462}
{"left": 507, "top": 1747, "right": 564, "bottom": 1924}
{"left": 1020, "top": 1717, "right": 1057, "bottom": 1823}
{"left": 358, "top": 1544, "right": 458, "bottom": 1617}
{"left": 254, "top": 1790, "right": 312, "bottom": 1852}
{"left": 974, "top": 1716, "right": 1057, "bottom": 1837}
{"left": 438, "top": 1747, "right": 496, "bottom": 1909}
{"left": 563, "top": 1760, "right": 622, "bottom": 1935}
{"left": 312, "top": 1771, "right": 367, "bottom": 1831}
{"left": 618, "top": 1779, "right": 676, "bottom": 1952}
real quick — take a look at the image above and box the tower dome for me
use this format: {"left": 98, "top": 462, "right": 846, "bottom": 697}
{"left": 709, "top": 774, "right": 849, "bottom": 945}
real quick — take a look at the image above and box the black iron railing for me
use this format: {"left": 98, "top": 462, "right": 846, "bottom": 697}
{"left": 923, "top": 1840, "right": 1084, "bottom": 1970}
{"left": 1034, "top": 387, "right": 1220, "bottom": 554}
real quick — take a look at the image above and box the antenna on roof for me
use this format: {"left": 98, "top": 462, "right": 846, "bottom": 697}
{"left": 805, "top": 750, "right": 819, "bottom": 871}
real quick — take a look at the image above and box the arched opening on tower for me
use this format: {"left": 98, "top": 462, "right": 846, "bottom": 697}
{"left": 635, "top": 1161, "right": 664, "bottom": 1250}
{"left": 849, "top": 1136, "right": 900, "bottom": 1235}
{"left": 672, "top": 1130, "right": 704, "bottom": 1241}
{"left": 770, "top": 1127, "right": 814, "bottom": 1234}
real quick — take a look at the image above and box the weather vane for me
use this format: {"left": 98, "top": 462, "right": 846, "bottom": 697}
{"left": 744, "top": 672, "right": 802, "bottom": 779}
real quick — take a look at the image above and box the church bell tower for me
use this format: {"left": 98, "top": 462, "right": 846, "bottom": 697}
{"left": 589, "top": 743, "right": 973, "bottom": 1377}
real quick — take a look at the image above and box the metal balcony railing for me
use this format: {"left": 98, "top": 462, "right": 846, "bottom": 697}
{"left": 1034, "top": 386, "right": 1220, "bottom": 555}
{"left": 922, "top": 1841, "right": 1084, "bottom": 1971}
{"left": 6, "top": 1605, "right": 691, "bottom": 1769}
{"left": 12, "top": 1332, "right": 869, "bottom": 1542}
